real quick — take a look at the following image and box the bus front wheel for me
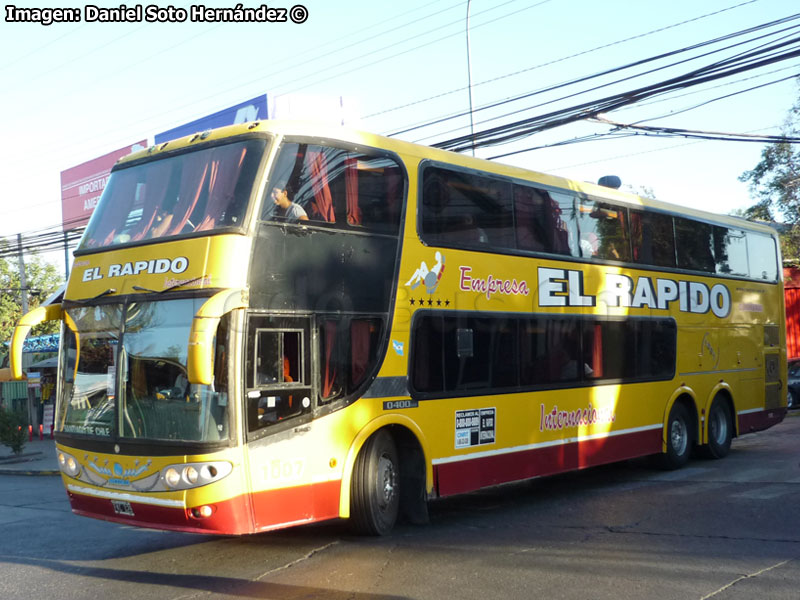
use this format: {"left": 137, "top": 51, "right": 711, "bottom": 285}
{"left": 350, "top": 430, "right": 400, "bottom": 536}
{"left": 701, "top": 397, "right": 733, "bottom": 459}
{"left": 658, "top": 402, "right": 693, "bottom": 470}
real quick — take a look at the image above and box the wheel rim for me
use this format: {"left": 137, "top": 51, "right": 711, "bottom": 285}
{"left": 376, "top": 454, "right": 397, "bottom": 510}
{"left": 710, "top": 408, "right": 728, "bottom": 445}
{"left": 670, "top": 418, "right": 688, "bottom": 455}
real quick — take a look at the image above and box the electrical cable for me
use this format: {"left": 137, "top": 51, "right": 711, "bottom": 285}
{"left": 389, "top": 13, "right": 800, "bottom": 139}
{"left": 432, "top": 35, "right": 800, "bottom": 153}
{"left": 364, "top": 0, "right": 761, "bottom": 122}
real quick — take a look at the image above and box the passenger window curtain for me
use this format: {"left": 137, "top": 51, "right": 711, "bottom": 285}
{"left": 322, "top": 320, "right": 339, "bottom": 399}
{"left": 195, "top": 146, "right": 247, "bottom": 231}
{"left": 168, "top": 153, "right": 209, "bottom": 235}
{"left": 350, "top": 319, "right": 371, "bottom": 388}
{"left": 128, "top": 161, "right": 172, "bottom": 241}
{"left": 345, "top": 157, "right": 361, "bottom": 225}
{"left": 592, "top": 323, "right": 604, "bottom": 378}
{"left": 307, "top": 151, "right": 335, "bottom": 222}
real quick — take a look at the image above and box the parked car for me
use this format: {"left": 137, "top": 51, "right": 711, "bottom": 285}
{"left": 788, "top": 359, "right": 800, "bottom": 409}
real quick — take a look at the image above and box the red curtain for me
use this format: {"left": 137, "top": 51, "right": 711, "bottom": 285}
{"left": 195, "top": 146, "right": 247, "bottom": 231}
{"left": 350, "top": 320, "right": 372, "bottom": 388}
{"left": 307, "top": 151, "right": 335, "bottom": 222}
{"left": 167, "top": 153, "right": 209, "bottom": 235}
{"left": 385, "top": 167, "right": 401, "bottom": 224}
{"left": 322, "top": 320, "right": 339, "bottom": 399}
{"left": 592, "top": 324, "right": 603, "bottom": 378}
{"left": 345, "top": 157, "right": 361, "bottom": 225}
{"left": 128, "top": 161, "right": 172, "bottom": 241}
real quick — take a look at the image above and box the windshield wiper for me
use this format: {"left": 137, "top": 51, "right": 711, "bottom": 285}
{"left": 72, "top": 288, "right": 117, "bottom": 304}
{"left": 132, "top": 285, "right": 159, "bottom": 294}
{"left": 133, "top": 276, "right": 207, "bottom": 295}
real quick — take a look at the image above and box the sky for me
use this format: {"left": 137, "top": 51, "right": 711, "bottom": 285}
{"left": 1, "top": 0, "right": 798, "bottom": 273}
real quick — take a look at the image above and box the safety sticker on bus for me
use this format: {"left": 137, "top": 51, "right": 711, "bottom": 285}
{"left": 455, "top": 408, "right": 495, "bottom": 449}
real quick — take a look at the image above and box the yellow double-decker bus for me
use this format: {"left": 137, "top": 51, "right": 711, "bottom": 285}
{"left": 11, "top": 121, "right": 786, "bottom": 535}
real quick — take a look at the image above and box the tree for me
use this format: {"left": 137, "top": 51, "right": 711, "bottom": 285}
{"left": 0, "top": 253, "right": 64, "bottom": 353}
{"left": 0, "top": 407, "right": 27, "bottom": 455}
{"left": 739, "top": 84, "right": 800, "bottom": 260}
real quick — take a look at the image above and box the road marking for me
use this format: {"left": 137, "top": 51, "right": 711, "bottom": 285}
{"left": 732, "top": 485, "right": 794, "bottom": 500}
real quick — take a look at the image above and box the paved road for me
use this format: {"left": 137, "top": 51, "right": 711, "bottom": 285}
{"left": 1, "top": 414, "right": 799, "bottom": 600}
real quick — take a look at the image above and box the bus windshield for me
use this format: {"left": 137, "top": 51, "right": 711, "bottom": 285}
{"left": 58, "top": 298, "right": 230, "bottom": 443}
{"left": 79, "top": 138, "right": 267, "bottom": 250}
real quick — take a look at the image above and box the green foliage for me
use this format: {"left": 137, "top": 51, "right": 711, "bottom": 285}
{"left": 0, "top": 407, "right": 27, "bottom": 455}
{"left": 739, "top": 84, "right": 800, "bottom": 259}
{"left": 0, "top": 254, "right": 64, "bottom": 344}
{"left": 622, "top": 184, "right": 657, "bottom": 200}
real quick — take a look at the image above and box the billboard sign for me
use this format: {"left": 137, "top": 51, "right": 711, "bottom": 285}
{"left": 60, "top": 140, "right": 147, "bottom": 231}
{"left": 154, "top": 94, "right": 268, "bottom": 144}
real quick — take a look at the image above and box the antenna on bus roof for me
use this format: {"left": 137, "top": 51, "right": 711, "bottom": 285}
{"left": 597, "top": 175, "right": 621, "bottom": 189}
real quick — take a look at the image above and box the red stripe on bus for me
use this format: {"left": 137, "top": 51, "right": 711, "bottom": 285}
{"left": 250, "top": 480, "right": 341, "bottom": 532}
{"left": 67, "top": 491, "right": 253, "bottom": 535}
{"left": 738, "top": 408, "right": 786, "bottom": 435}
{"left": 434, "top": 428, "right": 662, "bottom": 497}
{"left": 67, "top": 479, "right": 342, "bottom": 535}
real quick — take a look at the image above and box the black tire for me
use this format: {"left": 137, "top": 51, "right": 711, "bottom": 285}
{"left": 350, "top": 430, "right": 400, "bottom": 536}
{"left": 702, "top": 397, "right": 733, "bottom": 459}
{"left": 789, "top": 390, "right": 798, "bottom": 410}
{"left": 657, "top": 402, "right": 693, "bottom": 470}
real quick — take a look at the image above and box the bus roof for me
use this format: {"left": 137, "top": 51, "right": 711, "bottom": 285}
{"left": 120, "top": 120, "right": 777, "bottom": 238}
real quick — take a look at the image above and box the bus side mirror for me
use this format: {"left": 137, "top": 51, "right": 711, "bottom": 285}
{"left": 11, "top": 304, "right": 63, "bottom": 380}
{"left": 187, "top": 289, "right": 248, "bottom": 385}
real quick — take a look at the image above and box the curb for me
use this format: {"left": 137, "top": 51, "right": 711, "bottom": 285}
{"left": 0, "top": 468, "right": 60, "bottom": 476}
{"left": 0, "top": 452, "right": 44, "bottom": 465}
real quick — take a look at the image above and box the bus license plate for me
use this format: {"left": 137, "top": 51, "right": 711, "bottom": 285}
{"left": 111, "top": 500, "right": 135, "bottom": 516}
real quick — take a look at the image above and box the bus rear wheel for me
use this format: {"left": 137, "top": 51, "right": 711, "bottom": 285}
{"left": 701, "top": 397, "right": 733, "bottom": 459}
{"left": 657, "top": 402, "right": 693, "bottom": 470}
{"left": 350, "top": 430, "right": 399, "bottom": 536}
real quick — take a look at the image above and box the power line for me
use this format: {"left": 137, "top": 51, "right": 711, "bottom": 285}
{"left": 590, "top": 115, "right": 800, "bottom": 143}
{"left": 0, "top": 1, "right": 470, "bottom": 171}
{"left": 430, "top": 27, "right": 800, "bottom": 153}
{"left": 391, "top": 12, "right": 800, "bottom": 140}
{"left": 365, "top": 0, "right": 761, "bottom": 123}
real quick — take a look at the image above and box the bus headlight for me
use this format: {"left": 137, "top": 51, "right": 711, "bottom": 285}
{"left": 57, "top": 451, "right": 81, "bottom": 477}
{"left": 183, "top": 466, "right": 199, "bottom": 485}
{"left": 164, "top": 467, "right": 181, "bottom": 488}
{"left": 160, "top": 461, "right": 232, "bottom": 490}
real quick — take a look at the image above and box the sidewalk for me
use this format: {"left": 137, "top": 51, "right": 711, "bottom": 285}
{"left": 0, "top": 437, "right": 60, "bottom": 476}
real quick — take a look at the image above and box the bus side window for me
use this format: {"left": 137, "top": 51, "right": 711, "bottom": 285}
{"left": 675, "top": 217, "right": 715, "bottom": 273}
{"left": 746, "top": 232, "right": 778, "bottom": 281}
{"left": 716, "top": 227, "right": 748, "bottom": 277}
{"left": 576, "top": 200, "right": 631, "bottom": 262}
{"left": 255, "top": 330, "right": 282, "bottom": 386}
{"left": 513, "top": 184, "right": 572, "bottom": 255}
{"left": 421, "top": 166, "right": 513, "bottom": 249}
{"left": 630, "top": 210, "right": 676, "bottom": 268}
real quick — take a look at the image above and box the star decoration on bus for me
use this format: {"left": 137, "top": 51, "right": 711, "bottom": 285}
{"left": 409, "top": 297, "right": 450, "bottom": 307}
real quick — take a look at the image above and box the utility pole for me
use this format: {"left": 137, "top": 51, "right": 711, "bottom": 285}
{"left": 17, "top": 233, "right": 28, "bottom": 315}
{"left": 466, "top": 0, "right": 476, "bottom": 156}
{"left": 63, "top": 231, "right": 71, "bottom": 280}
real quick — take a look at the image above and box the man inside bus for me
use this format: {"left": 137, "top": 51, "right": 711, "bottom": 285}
{"left": 271, "top": 183, "right": 309, "bottom": 222}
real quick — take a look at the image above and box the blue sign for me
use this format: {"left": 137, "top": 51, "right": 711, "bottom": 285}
{"left": 154, "top": 94, "right": 268, "bottom": 144}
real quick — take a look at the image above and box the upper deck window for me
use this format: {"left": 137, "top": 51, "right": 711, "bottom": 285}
{"left": 79, "top": 139, "right": 267, "bottom": 250}
{"left": 421, "top": 167, "right": 514, "bottom": 247}
{"left": 418, "top": 163, "right": 778, "bottom": 283}
{"left": 260, "top": 142, "right": 404, "bottom": 235}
